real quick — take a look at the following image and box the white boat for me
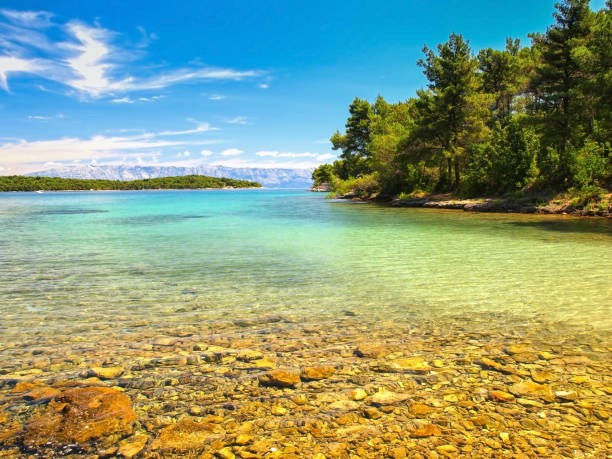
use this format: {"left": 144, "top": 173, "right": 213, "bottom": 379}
{"left": 35, "top": 190, "right": 44, "bottom": 194}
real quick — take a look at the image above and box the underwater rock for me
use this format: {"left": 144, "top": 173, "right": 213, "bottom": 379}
{"left": 23, "top": 386, "right": 136, "bottom": 447}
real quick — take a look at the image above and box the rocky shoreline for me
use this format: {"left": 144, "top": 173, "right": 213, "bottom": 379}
{"left": 0, "top": 312, "right": 610, "bottom": 458}
{"left": 336, "top": 193, "right": 612, "bottom": 218}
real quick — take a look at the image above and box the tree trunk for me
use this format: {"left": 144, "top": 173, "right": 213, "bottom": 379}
{"left": 454, "top": 157, "right": 460, "bottom": 188}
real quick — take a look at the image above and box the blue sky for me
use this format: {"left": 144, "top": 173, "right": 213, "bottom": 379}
{"left": 0, "top": 0, "right": 607, "bottom": 174}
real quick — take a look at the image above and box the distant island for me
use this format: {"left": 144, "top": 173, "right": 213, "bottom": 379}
{"left": 0, "top": 175, "right": 261, "bottom": 192}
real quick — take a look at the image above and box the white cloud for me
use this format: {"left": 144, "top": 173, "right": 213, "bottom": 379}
{"left": 255, "top": 150, "right": 317, "bottom": 158}
{"left": 0, "top": 55, "right": 39, "bottom": 91}
{"left": 221, "top": 148, "right": 243, "bottom": 156}
{"left": 208, "top": 94, "right": 225, "bottom": 100}
{"left": 258, "top": 83, "right": 269, "bottom": 89}
{"left": 0, "top": 11, "right": 263, "bottom": 97}
{"left": 200, "top": 149, "right": 213, "bottom": 156}
{"left": 111, "top": 95, "right": 163, "bottom": 103}
{"left": 225, "top": 116, "right": 251, "bottom": 125}
{"left": 316, "top": 153, "right": 335, "bottom": 161}
{"left": 0, "top": 9, "right": 53, "bottom": 28}
{"left": 255, "top": 150, "right": 278, "bottom": 157}
{"left": 210, "top": 157, "right": 320, "bottom": 170}
{"left": 0, "top": 134, "right": 181, "bottom": 165}
{"left": 28, "top": 113, "right": 64, "bottom": 120}
{"left": 157, "top": 120, "right": 218, "bottom": 136}
{"left": 111, "top": 97, "right": 134, "bottom": 104}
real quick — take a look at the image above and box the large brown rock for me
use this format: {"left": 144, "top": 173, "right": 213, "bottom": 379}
{"left": 23, "top": 386, "right": 136, "bottom": 447}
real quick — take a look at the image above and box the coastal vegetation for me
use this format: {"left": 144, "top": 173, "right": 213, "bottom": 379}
{"left": 313, "top": 0, "right": 611, "bottom": 212}
{"left": 0, "top": 175, "right": 261, "bottom": 192}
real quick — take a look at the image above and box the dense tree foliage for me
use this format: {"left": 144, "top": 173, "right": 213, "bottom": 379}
{"left": 0, "top": 175, "right": 261, "bottom": 192}
{"left": 314, "top": 0, "right": 611, "bottom": 200}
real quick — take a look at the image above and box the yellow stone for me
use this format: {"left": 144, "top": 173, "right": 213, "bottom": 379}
{"left": 235, "top": 434, "right": 252, "bottom": 445}
{"left": 117, "top": 434, "right": 149, "bottom": 458}
{"left": 216, "top": 447, "right": 235, "bottom": 459}
{"left": 88, "top": 366, "right": 124, "bottom": 380}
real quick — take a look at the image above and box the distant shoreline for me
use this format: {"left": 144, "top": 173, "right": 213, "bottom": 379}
{"left": 0, "top": 175, "right": 262, "bottom": 192}
{"left": 0, "top": 187, "right": 264, "bottom": 193}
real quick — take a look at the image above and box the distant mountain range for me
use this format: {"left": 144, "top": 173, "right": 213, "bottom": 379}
{"left": 26, "top": 165, "right": 314, "bottom": 189}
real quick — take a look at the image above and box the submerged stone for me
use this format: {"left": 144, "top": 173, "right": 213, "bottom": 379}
{"left": 258, "top": 370, "right": 300, "bottom": 388}
{"left": 369, "top": 389, "right": 409, "bottom": 406}
{"left": 373, "top": 357, "right": 430, "bottom": 373}
{"left": 88, "top": 366, "right": 124, "bottom": 380}
{"left": 150, "top": 419, "right": 224, "bottom": 453}
{"left": 410, "top": 423, "right": 441, "bottom": 438}
{"left": 23, "top": 386, "right": 136, "bottom": 447}
{"left": 300, "top": 365, "right": 335, "bottom": 381}
{"left": 117, "top": 433, "right": 149, "bottom": 458}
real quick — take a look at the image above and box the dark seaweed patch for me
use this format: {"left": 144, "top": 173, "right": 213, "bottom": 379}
{"left": 36, "top": 209, "right": 108, "bottom": 215}
{"left": 110, "top": 214, "right": 208, "bottom": 225}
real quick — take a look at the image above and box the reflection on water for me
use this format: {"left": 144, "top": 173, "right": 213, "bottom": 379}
{"left": 505, "top": 218, "right": 612, "bottom": 236}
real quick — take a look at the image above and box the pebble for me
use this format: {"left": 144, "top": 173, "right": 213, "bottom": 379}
{"left": 350, "top": 388, "right": 367, "bottom": 401}
{"left": 410, "top": 423, "right": 442, "bottom": 438}
{"left": 88, "top": 366, "right": 124, "bottom": 379}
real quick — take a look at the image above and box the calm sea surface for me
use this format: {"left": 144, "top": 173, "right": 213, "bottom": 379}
{"left": 1, "top": 189, "right": 611, "bottom": 344}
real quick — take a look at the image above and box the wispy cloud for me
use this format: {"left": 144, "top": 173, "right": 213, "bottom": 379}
{"left": 0, "top": 9, "right": 53, "bottom": 28}
{"left": 156, "top": 119, "right": 218, "bottom": 136}
{"left": 111, "top": 95, "right": 164, "bottom": 103}
{"left": 0, "top": 134, "right": 181, "bottom": 165}
{"left": 0, "top": 56, "right": 39, "bottom": 91}
{"left": 200, "top": 149, "right": 213, "bottom": 156}
{"left": 208, "top": 94, "right": 225, "bottom": 100}
{"left": 255, "top": 150, "right": 320, "bottom": 158}
{"left": 225, "top": 116, "right": 251, "bottom": 125}
{"left": 210, "top": 157, "right": 321, "bottom": 169}
{"left": 0, "top": 9, "right": 263, "bottom": 97}
{"left": 221, "top": 148, "right": 243, "bottom": 156}
{"left": 28, "top": 113, "right": 64, "bottom": 120}
{"left": 0, "top": 120, "right": 223, "bottom": 171}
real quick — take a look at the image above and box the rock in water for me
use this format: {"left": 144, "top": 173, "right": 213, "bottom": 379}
{"left": 369, "top": 389, "right": 409, "bottom": 406}
{"left": 24, "top": 386, "right": 136, "bottom": 447}
{"left": 117, "top": 434, "right": 149, "bottom": 458}
{"left": 258, "top": 370, "right": 300, "bottom": 388}
{"left": 300, "top": 366, "right": 335, "bottom": 381}
{"left": 88, "top": 366, "right": 124, "bottom": 379}
{"left": 410, "top": 423, "right": 442, "bottom": 438}
{"left": 150, "top": 419, "right": 224, "bottom": 453}
{"left": 372, "top": 357, "right": 430, "bottom": 373}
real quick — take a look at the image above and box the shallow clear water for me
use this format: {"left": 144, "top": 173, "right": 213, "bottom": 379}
{"left": 1, "top": 189, "right": 611, "bottom": 345}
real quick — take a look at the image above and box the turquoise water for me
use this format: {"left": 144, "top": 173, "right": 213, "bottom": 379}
{"left": 1, "top": 189, "right": 611, "bottom": 345}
